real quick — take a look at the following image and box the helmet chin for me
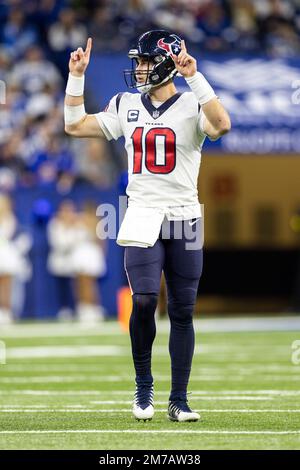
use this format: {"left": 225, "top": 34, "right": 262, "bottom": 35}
{"left": 137, "top": 83, "right": 153, "bottom": 93}
{"left": 137, "top": 72, "right": 176, "bottom": 94}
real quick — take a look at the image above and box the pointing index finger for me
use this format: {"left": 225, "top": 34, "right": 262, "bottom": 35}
{"left": 180, "top": 39, "right": 187, "bottom": 52}
{"left": 85, "top": 37, "right": 92, "bottom": 56}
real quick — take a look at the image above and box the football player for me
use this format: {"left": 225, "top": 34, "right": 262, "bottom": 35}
{"left": 64, "top": 30, "right": 231, "bottom": 422}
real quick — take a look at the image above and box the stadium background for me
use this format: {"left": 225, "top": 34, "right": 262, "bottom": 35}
{"left": 1, "top": 0, "right": 300, "bottom": 453}
{"left": 0, "top": 0, "right": 300, "bottom": 319}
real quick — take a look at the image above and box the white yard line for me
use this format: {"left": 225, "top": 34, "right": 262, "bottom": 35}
{"left": 1, "top": 374, "right": 300, "bottom": 383}
{"left": 89, "top": 397, "right": 275, "bottom": 402}
{"left": 0, "top": 389, "right": 298, "bottom": 396}
{"left": 0, "top": 326, "right": 122, "bottom": 338}
{"left": 0, "top": 408, "right": 300, "bottom": 413}
{"left": 5, "top": 345, "right": 290, "bottom": 359}
{"left": 1, "top": 316, "right": 300, "bottom": 337}
{"left": 3, "top": 365, "right": 299, "bottom": 373}
{"left": 0, "top": 396, "right": 275, "bottom": 401}
{"left": 0, "top": 402, "right": 282, "bottom": 408}
{"left": 5, "top": 346, "right": 125, "bottom": 359}
{"left": 0, "top": 430, "right": 299, "bottom": 435}
{"left": 0, "top": 376, "right": 130, "bottom": 383}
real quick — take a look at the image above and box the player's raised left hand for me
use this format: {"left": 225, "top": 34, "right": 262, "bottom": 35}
{"left": 172, "top": 40, "right": 197, "bottom": 78}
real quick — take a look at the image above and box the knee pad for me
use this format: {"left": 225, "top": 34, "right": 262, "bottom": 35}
{"left": 132, "top": 293, "right": 158, "bottom": 321}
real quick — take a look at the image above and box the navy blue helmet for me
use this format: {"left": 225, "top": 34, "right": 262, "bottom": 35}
{"left": 124, "top": 30, "right": 182, "bottom": 93}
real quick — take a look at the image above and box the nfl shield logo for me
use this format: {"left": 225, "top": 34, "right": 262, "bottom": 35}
{"left": 152, "top": 110, "right": 160, "bottom": 119}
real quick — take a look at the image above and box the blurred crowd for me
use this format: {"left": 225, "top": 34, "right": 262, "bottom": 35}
{"left": 1, "top": 0, "right": 300, "bottom": 59}
{"left": 0, "top": 0, "right": 300, "bottom": 321}
{"left": 47, "top": 199, "right": 107, "bottom": 322}
{"left": 1, "top": 0, "right": 300, "bottom": 193}
{"left": 0, "top": 2, "right": 123, "bottom": 195}
{"left": 0, "top": 192, "right": 107, "bottom": 324}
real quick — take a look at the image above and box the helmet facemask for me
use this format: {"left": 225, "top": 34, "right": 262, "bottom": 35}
{"left": 124, "top": 51, "right": 178, "bottom": 94}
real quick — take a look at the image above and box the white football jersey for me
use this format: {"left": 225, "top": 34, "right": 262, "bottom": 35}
{"left": 94, "top": 91, "right": 206, "bottom": 219}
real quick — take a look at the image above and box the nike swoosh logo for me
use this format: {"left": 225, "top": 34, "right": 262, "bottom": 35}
{"left": 189, "top": 218, "right": 200, "bottom": 226}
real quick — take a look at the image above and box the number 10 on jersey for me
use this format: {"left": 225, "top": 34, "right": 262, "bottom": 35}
{"left": 131, "top": 127, "right": 176, "bottom": 174}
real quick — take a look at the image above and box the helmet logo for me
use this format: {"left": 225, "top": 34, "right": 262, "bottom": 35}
{"left": 157, "top": 35, "right": 181, "bottom": 56}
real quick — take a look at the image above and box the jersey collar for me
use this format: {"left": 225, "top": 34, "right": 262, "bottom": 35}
{"left": 141, "top": 92, "right": 182, "bottom": 120}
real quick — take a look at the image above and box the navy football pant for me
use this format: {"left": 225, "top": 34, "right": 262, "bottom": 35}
{"left": 124, "top": 218, "right": 203, "bottom": 401}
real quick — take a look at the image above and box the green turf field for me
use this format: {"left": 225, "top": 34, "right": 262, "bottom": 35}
{"left": 0, "top": 318, "right": 300, "bottom": 450}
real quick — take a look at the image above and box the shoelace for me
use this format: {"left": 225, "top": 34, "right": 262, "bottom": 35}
{"left": 169, "top": 399, "right": 192, "bottom": 414}
{"left": 134, "top": 384, "right": 154, "bottom": 410}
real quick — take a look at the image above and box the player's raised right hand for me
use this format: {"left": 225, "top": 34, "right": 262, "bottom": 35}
{"left": 69, "top": 37, "right": 92, "bottom": 77}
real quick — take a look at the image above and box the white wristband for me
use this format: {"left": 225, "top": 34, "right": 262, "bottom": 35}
{"left": 185, "top": 71, "right": 216, "bottom": 105}
{"left": 66, "top": 73, "right": 85, "bottom": 96}
{"left": 64, "top": 103, "right": 86, "bottom": 125}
